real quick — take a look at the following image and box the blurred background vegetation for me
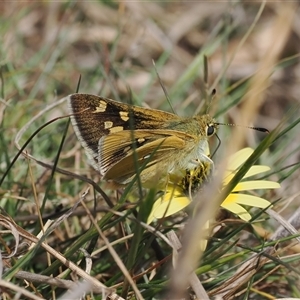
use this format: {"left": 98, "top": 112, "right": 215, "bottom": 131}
{"left": 0, "top": 1, "right": 300, "bottom": 299}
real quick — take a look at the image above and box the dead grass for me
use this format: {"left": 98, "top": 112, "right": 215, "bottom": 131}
{"left": 0, "top": 2, "right": 300, "bottom": 299}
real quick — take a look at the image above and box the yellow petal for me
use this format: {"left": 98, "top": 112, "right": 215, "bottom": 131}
{"left": 220, "top": 201, "right": 252, "bottom": 221}
{"left": 147, "top": 194, "right": 190, "bottom": 223}
{"left": 222, "top": 193, "right": 272, "bottom": 208}
{"left": 223, "top": 148, "right": 254, "bottom": 185}
{"left": 223, "top": 173, "right": 234, "bottom": 186}
{"left": 223, "top": 166, "right": 274, "bottom": 186}
{"left": 227, "top": 148, "right": 254, "bottom": 171}
{"left": 233, "top": 180, "right": 280, "bottom": 192}
{"left": 243, "top": 165, "right": 270, "bottom": 178}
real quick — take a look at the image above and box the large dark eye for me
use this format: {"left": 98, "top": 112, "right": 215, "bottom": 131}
{"left": 206, "top": 125, "right": 215, "bottom": 136}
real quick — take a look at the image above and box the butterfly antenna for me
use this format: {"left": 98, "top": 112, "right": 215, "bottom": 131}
{"left": 203, "top": 55, "right": 208, "bottom": 86}
{"left": 152, "top": 59, "right": 176, "bottom": 114}
{"left": 197, "top": 55, "right": 209, "bottom": 115}
{"left": 199, "top": 56, "right": 216, "bottom": 115}
{"left": 211, "top": 123, "right": 268, "bottom": 159}
{"left": 206, "top": 88, "right": 216, "bottom": 114}
{"left": 216, "top": 122, "right": 269, "bottom": 133}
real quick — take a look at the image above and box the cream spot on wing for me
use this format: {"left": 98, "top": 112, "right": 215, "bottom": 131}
{"left": 119, "top": 111, "right": 129, "bottom": 121}
{"left": 109, "top": 126, "right": 124, "bottom": 133}
{"left": 104, "top": 121, "right": 113, "bottom": 129}
{"left": 94, "top": 100, "right": 107, "bottom": 112}
{"left": 137, "top": 138, "right": 145, "bottom": 144}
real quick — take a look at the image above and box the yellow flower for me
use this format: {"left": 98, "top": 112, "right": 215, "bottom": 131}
{"left": 147, "top": 148, "right": 280, "bottom": 223}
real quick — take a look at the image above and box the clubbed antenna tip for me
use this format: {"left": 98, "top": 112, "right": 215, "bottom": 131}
{"left": 216, "top": 122, "right": 269, "bottom": 134}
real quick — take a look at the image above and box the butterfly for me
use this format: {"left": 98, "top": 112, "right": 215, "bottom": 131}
{"left": 68, "top": 94, "right": 218, "bottom": 185}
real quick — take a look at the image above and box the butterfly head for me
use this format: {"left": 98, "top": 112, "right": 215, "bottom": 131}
{"left": 190, "top": 114, "right": 218, "bottom": 140}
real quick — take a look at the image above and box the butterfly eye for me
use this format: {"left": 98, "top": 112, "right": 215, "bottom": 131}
{"left": 206, "top": 124, "right": 215, "bottom": 136}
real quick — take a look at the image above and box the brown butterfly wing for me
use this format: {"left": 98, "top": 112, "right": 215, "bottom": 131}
{"left": 68, "top": 94, "right": 180, "bottom": 170}
{"left": 100, "top": 130, "right": 194, "bottom": 184}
